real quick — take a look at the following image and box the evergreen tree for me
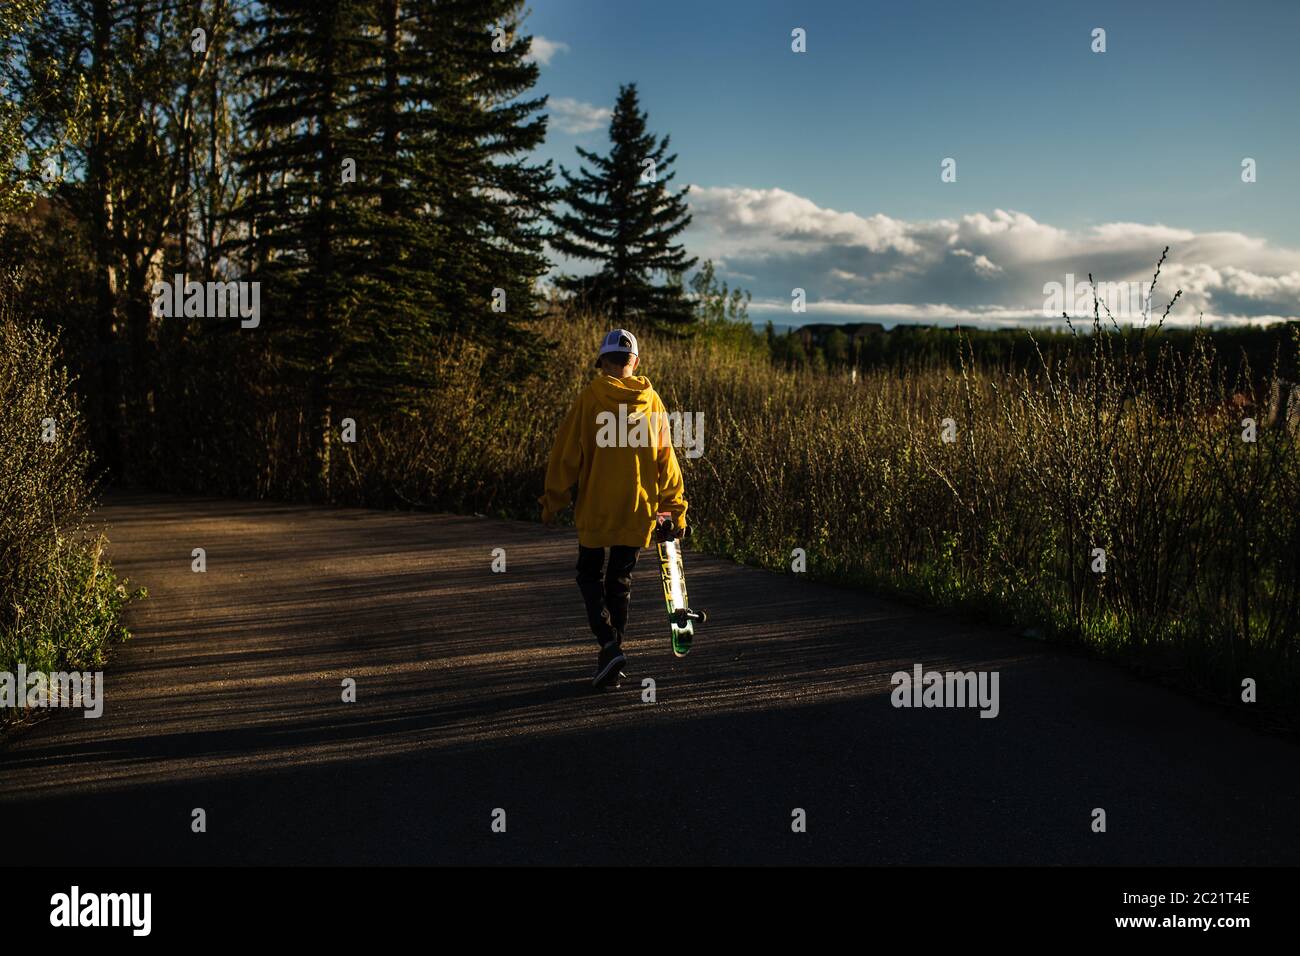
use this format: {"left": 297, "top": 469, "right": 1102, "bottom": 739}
{"left": 551, "top": 83, "right": 696, "bottom": 330}
{"left": 238, "top": 0, "right": 372, "bottom": 497}
{"left": 402, "top": 0, "right": 552, "bottom": 353}
{"left": 238, "top": 0, "right": 554, "bottom": 495}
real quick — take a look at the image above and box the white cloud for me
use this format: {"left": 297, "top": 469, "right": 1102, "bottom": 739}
{"left": 682, "top": 186, "right": 1300, "bottom": 326}
{"left": 526, "top": 36, "right": 569, "bottom": 66}
{"left": 951, "top": 249, "right": 1003, "bottom": 277}
{"left": 743, "top": 298, "right": 1291, "bottom": 330}
{"left": 688, "top": 186, "right": 924, "bottom": 255}
{"left": 549, "top": 97, "right": 611, "bottom": 135}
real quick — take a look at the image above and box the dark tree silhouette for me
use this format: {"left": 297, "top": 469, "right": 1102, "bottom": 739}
{"left": 551, "top": 83, "right": 696, "bottom": 330}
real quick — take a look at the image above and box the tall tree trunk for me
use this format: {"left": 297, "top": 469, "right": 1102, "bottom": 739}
{"left": 88, "top": 0, "right": 122, "bottom": 479}
{"left": 313, "top": 28, "right": 340, "bottom": 502}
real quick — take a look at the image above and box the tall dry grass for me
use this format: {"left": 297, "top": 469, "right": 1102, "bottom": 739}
{"left": 440, "top": 308, "right": 1299, "bottom": 720}
{"left": 141, "top": 299, "right": 1300, "bottom": 725}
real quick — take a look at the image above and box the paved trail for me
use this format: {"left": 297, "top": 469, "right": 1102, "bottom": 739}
{"left": 2, "top": 493, "right": 1297, "bottom": 865}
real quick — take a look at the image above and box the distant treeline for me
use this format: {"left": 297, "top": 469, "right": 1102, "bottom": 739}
{"left": 759, "top": 319, "right": 1300, "bottom": 385}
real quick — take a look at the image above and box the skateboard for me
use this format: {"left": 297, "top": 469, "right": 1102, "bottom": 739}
{"left": 655, "top": 513, "right": 707, "bottom": 657}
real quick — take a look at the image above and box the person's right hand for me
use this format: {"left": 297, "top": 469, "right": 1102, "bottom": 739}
{"left": 655, "top": 516, "right": 683, "bottom": 541}
{"left": 541, "top": 506, "right": 556, "bottom": 527}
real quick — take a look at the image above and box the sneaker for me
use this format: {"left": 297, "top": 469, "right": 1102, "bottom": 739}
{"left": 592, "top": 641, "right": 627, "bottom": 688}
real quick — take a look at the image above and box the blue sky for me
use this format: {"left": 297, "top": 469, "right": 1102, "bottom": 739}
{"left": 524, "top": 0, "right": 1300, "bottom": 326}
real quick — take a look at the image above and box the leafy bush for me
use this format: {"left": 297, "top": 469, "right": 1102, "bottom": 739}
{"left": 0, "top": 273, "right": 137, "bottom": 697}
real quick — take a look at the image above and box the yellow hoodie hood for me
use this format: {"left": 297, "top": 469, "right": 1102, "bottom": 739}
{"left": 590, "top": 373, "right": 655, "bottom": 413}
{"left": 540, "top": 373, "right": 689, "bottom": 549}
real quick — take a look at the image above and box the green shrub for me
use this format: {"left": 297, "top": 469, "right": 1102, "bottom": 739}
{"left": 0, "top": 272, "right": 137, "bottom": 705}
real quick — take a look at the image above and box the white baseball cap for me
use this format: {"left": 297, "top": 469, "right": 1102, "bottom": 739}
{"left": 596, "top": 328, "right": 638, "bottom": 364}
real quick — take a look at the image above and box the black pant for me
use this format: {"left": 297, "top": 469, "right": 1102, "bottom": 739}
{"left": 576, "top": 545, "right": 639, "bottom": 647}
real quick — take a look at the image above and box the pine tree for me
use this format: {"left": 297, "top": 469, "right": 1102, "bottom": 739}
{"left": 238, "top": 0, "right": 372, "bottom": 497}
{"left": 400, "top": 0, "right": 553, "bottom": 355}
{"left": 551, "top": 83, "right": 697, "bottom": 330}
{"left": 237, "top": 1, "right": 555, "bottom": 496}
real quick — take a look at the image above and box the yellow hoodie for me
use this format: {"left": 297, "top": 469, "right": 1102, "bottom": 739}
{"left": 540, "top": 373, "right": 688, "bottom": 549}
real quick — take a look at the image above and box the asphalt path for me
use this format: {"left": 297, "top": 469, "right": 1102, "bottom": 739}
{"left": 2, "top": 492, "right": 1297, "bottom": 864}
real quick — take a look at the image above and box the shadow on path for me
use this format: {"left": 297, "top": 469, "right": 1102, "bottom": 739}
{"left": 2, "top": 492, "right": 1297, "bottom": 864}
